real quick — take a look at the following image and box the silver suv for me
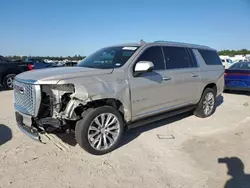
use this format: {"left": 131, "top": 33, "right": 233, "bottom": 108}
{"left": 13, "top": 41, "right": 224, "bottom": 155}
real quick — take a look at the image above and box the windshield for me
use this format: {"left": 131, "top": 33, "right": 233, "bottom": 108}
{"left": 229, "top": 62, "right": 250, "bottom": 70}
{"left": 78, "top": 46, "right": 138, "bottom": 69}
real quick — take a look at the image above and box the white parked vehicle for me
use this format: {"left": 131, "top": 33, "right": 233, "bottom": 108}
{"left": 220, "top": 58, "right": 234, "bottom": 69}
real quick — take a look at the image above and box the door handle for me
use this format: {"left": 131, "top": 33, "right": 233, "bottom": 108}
{"left": 163, "top": 77, "right": 172, "bottom": 81}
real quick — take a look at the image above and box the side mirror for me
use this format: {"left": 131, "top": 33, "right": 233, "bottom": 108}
{"left": 134, "top": 61, "right": 154, "bottom": 76}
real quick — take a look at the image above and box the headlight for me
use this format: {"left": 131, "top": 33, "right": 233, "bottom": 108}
{"left": 41, "top": 84, "right": 75, "bottom": 114}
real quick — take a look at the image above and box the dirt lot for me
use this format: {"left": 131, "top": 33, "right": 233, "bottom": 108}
{"left": 0, "top": 90, "right": 250, "bottom": 188}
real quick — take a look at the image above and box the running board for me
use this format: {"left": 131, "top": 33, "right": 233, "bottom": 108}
{"left": 127, "top": 105, "right": 196, "bottom": 129}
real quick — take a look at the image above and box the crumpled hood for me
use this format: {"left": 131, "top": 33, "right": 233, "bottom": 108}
{"left": 16, "top": 67, "right": 113, "bottom": 84}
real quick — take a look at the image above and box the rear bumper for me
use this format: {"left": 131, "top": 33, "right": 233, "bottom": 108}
{"left": 216, "top": 72, "right": 225, "bottom": 97}
{"left": 15, "top": 112, "right": 41, "bottom": 142}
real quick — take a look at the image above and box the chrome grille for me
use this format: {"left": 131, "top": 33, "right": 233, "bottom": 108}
{"left": 13, "top": 80, "right": 36, "bottom": 116}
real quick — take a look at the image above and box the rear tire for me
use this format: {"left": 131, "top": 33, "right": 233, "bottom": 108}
{"left": 194, "top": 88, "right": 216, "bottom": 118}
{"left": 75, "top": 106, "right": 124, "bottom": 155}
{"left": 3, "top": 74, "right": 16, "bottom": 89}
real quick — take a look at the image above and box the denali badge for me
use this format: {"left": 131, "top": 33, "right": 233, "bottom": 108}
{"left": 14, "top": 85, "right": 25, "bottom": 94}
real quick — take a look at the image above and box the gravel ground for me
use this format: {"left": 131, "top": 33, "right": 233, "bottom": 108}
{"left": 0, "top": 90, "right": 250, "bottom": 188}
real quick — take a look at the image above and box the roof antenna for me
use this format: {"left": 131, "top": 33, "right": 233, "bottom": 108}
{"left": 140, "top": 39, "right": 146, "bottom": 45}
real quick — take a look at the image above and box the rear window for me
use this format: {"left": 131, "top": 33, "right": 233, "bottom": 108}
{"left": 198, "top": 49, "right": 222, "bottom": 65}
{"left": 229, "top": 62, "right": 250, "bottom": 70}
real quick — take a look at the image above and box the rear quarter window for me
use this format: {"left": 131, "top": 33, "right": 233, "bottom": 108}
{"left": 198, "top": 49, "right": 222, "bottom": 65}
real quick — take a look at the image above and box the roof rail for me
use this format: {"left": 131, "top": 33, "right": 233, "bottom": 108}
{"left": 153, "top": 40, "right": 212, "bottom": 49}
{"left": 154, "top": 40, "right": 188, "bottom": 44}
{"left": 154, "top": 40, "right": 169, "bottom": 43}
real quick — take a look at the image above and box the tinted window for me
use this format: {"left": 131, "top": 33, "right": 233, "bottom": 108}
{"left": 229, "top": 62, "right": 250, "bottom": 70}
{"left": 137, "top": 46, "right": 165, "bottom": 70}
{"left": 163, "top": 46, "right": 192, "bottom": 69}
{"left": 198, "top": 49, "right": 222, "bottom": 65}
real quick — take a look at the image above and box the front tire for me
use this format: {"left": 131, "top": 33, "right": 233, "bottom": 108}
{"left": 3, "top": 74, "right": 16, "bottom": 89}
{"left": 194, "top": 88, "right": 216, "bottom": 118}
{"left": 75, "top": 106, "right": 124, "bottom": 155}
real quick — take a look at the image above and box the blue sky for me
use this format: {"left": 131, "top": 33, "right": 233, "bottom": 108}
{"left": 0, "top": 0, "right": 250, "bottom": 56}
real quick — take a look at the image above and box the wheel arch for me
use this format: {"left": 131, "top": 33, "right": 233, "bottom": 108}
{"left": 1, "top": 70, "right": 20, "bottom": 84}
{"left": 71, "top": 98, "right": 130, "bottom": 123}
{"left": 194, "top": 83, "right": 217, "bottom": 118}
{"left": 202, "top": 83, "right": 217, "bottom": 95}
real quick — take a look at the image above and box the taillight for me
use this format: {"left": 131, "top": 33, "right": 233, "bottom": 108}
{"left": 224, "top": 73, "right": 228, "bottom": 76}
{"left": 28, "top": 64, "right": 34, "bottom": 70}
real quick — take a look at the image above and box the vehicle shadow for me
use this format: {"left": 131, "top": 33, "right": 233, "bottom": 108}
{"left": 54, "top": 132, "right": 77, "bottom": 146}
{"left": 55, "top": 97, "right": 223, "bottom": 149}
{"left": 0, "top": 124, "right": 12, "bottom": 145}
{"left": 0, "top": 87, "right": 6, "bottom": 92}
{"left": 53, "top": 112, "right": 193, "bottom": 148}
{"left": 218, "top": 157, "right": 250, "bottom": 188}
{"left": 52, "top": 112, "right": 193, "bottom": 147}
{"left": 120, "top": 96, "right": 224, "bottom": 149}
{"left": 0, "top": 86, "right": 12, "bottom": 92}
{"left": 119, "top": 112, "right": 192, "bottom": 149}
{"left": 217, "top": 95, "right": 224, "bottom": 107}
{"left": 224, "top": 90, "right": 250, "bottom": 96}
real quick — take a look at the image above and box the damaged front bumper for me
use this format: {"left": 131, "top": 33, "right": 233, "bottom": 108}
{"left": 15, "top": 111, "right": 72, "bottom": 143}
{"left": 15, "top": 112, "right": 42, "bottom": 142}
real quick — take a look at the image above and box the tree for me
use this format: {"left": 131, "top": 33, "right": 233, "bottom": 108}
{"left": 218, "top": 49, "right": 250, "bottom": 56}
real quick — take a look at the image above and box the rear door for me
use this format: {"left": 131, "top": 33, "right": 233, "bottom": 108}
{"left": 162, "top": 46, "right": 201, "bottom": 105}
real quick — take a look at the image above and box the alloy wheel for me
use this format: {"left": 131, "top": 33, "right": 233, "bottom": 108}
{"left": 203, "top": 92, "right": 215, "bottom": 116}
{"left": 6, "top": 77, "right": 14, "bottom": 88}
{"left": 87, "top": 113, "right": 120, "bottom": 150}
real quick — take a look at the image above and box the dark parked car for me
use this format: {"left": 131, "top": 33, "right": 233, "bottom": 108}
{"left": 0, "top": 55, "right": 33, "bottom": 89}
{"left": 33, "top": 61, "right": 58, "bottom": 69}
{"left": 33, "top": 61, "right": 78, "bottom": 69}
{"left": 24, "top": 57, "right": 58, "bottom": 69}
{"left": 224, "top": 61, "right": 250, "bottom": 91}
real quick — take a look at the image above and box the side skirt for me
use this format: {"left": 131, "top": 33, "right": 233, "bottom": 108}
{"left": 127, "top": 105, "right": 196, "bottom": 129}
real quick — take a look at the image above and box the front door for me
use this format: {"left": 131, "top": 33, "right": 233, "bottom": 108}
{"left": 129, "top": 46, "right": 176, "bottom": 120}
